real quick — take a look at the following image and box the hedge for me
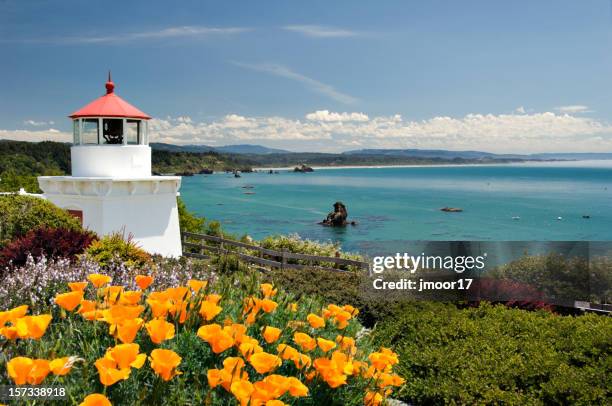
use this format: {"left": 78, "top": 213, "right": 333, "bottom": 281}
{"left": 0, "top": 195, "right": 81, "bottom": 247}
{"left": 371, "top": 302, "right": 611, "bottom": 405}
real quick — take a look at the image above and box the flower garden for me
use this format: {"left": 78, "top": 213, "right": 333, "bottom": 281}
{"left": 1, "top": 270, "right": 402, "bottom": 405}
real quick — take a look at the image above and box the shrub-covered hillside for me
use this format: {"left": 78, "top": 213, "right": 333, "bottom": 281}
{"left": 0, "top": 140, "right": 253, "bottom": 193}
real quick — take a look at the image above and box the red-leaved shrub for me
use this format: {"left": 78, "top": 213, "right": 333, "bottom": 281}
{"left": 467, "top": 277, "right": 553, "bottom": 311}
{"left": 0, "top": 227, "right": 98, "bottom": 271}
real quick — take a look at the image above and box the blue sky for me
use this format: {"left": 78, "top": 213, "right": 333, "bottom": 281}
{"left": 1, "top": 0, "right": 612, "bottom": 152}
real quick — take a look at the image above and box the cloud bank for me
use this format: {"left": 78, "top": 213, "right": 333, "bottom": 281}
{"left": 2, "top": 110, "right": 611, "bottom": 153}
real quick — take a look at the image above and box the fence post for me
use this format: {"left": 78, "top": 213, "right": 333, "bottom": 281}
{"left": 281, "top": 249, "right": 287, "bottom": 271}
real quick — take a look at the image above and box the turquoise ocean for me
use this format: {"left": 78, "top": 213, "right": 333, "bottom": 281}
{"left": 180, "top": 161, "right": 612, "bottom": 256}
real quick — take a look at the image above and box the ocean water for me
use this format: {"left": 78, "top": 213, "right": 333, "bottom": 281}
{"left": 180, "top": 161, "right": 612, "bottom": 255}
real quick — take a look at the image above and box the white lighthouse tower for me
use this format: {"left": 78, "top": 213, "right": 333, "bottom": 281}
{"left": 38, "top": 74, "right": 182, "bottom": 257}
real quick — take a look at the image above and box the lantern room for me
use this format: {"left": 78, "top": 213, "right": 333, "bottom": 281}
{"left": 68, "top": 73, "right": 152, "bottom": 177}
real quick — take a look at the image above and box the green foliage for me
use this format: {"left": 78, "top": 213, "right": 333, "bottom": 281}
{"left": 212, "top": 253, "right": 250, "bottom": 275}
{"left": 490, "top": 253, "right": 612, "bottom": 304}
{"left": 371, "top": 302, "right": 612, "bottom": 405}
{"left": 0, "top": 195, "right": 81, "bottom": 247}
{"left": 177, "top": 197, "right": 205, "bottom": 233}
{"left": 83, "top": 232, "right": 152, "bottom": 269}
{"left": 151, "top": 149, "right": 252, "bottom": 174}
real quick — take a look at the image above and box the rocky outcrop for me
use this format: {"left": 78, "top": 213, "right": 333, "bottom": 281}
{"left": 198, "top": 168, "right": 213, "bottom": 174}
{"left": 294, "top": 164, "right": 314, "bottom": 173}
{"left": 440, "top": 207, "right": 463, "bottom": 212}
{"left": 320, "top": 201, "right": 356, "bottom": 226}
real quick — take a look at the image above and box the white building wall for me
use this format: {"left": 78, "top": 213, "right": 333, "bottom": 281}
{"left": 71, "top": 145, "right": 151, "bottom": 178}
{"left": 38, "top": 176, "right": 182, "bottom": 257}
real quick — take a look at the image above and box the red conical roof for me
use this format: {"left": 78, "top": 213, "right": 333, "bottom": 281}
{"left": 69, "top": 73, "right": 151, "bottom": 120}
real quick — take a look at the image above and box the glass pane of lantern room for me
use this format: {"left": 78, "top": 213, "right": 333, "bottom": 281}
{"left": 82, "top": 119, "right": 99, "bottom": 144}
{"left": 102, "top": 119, "right": 123, "bottom": 144}
{"left": 126, "top": 120, "right": 140, "bottom": 144}
{"left": 73, "top": 120, "right": 80, "bottom": 144}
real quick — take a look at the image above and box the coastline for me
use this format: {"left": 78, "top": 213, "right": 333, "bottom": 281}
{"left": 253, "top": 159, "right": 612, "bottom": 172}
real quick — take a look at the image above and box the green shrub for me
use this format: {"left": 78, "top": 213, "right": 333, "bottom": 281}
{"left": 177, "top": 196, "right": 205, "bottom": 233}
{"left": 371, "top": 302, "right": 611, "bottom": 405}
{"left": 490, "top": 253, "right": 612, "bottom": 304}
{"left": 0, "top": 195, "right": 81, "bottom": 247}
{"left": 83, "top": 232, "right": 152, "bottom": 269}
{"left": 213, "top": 253, "right": 250, "bottom": 275}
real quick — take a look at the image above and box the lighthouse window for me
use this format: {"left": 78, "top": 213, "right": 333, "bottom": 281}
{"left": 73, "top": 120, "right": 80, "bottom": 144}
{"left": 82, "top": 119, "right": 99, "bottom": 144}
{"left": 126, "top": 120, "right": 140, "bottom": 145}
{"left": 102, "top": 119, "right": 123, "bottom": 144}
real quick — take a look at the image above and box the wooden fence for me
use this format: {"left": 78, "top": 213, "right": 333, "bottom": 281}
{"left": 181, "top": 232, "right": 369, "bottom": 273}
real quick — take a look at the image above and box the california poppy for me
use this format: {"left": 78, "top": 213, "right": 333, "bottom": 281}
{"left": 88, "top": 274, "right": 111, "bottom": 288}
{"left": 149, "top": 348, "right": 181, "bottom": 381}
{"left": 307, "top": 313, "right": 325, "bottom": 329}
{"left": 135, "top": 275, "right": 154, "bottom": 290}
{"left": 55, "top": 291, "right": 84, "bottom": 311}
{"left": 262, "top": 326, "right": 282, "bottom": 344}
{"left": 79, "top": 393, "right": 112, "bottom": 406}
{"left": 145, "top": 318, "right": 175, "bottom": 344}
{"left": 249, "top": 352, "right": 281, "bottom": 374}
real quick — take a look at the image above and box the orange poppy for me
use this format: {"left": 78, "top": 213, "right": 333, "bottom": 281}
{"left": 118, "top": 291, "right": 142, "bottom": 306}
{"left": 105, "top": 343, "right": 146, "bottom": 370}
{"left": 68, "top": 282, "right": 88, "bottom": 292}
{"left": 0, "top": 305, "right": 28, "bottom": 327}
{"left": 135, "top": 275, "right": 154, "bottom": 290}
{"left": 293, "top": 332, "right": 317, "bottom": 352}
{"left": 145, "top": 318, "right": 175, "bottom": 344}
{"left": 231, "top": 379, "right": 254, "bottom": 405}
{"left": 88, "top": 273, "right": 111, "bottom": 288}
{"left": 249, "top": 352, "right": 281, "bottom": 374}
{"left": 199, "top": 300, "right": 222, "bottom": 321}
{"left": 149, "top": 348, "right": 181, "bottom": 381}
{"left": 317, "top": 337, "right": 337, "bottom": 352}
{"left": 260, "top": 299, "right": 278, "bottom": 313}
{"left": 79, "top": 393, "right": 112, "bottom": 406}
{"left": 306, "top": 313, "right": 325, "bottom": 329}
{"left": 116, "top": 318, "right": 144, "bottom": 344}
{"left": 14, "top": 314, "right": 52, "bottom": 339}
{"left": 187, "top": 279, "right": 207, "bottom": 293}
{"left": 197, "top": 324, "right": 235, "bottom": 353}
{"left": 55, "top": 291, "right": 84, "bottom": 311}
{"left": 50, "top": 357, "right": 73, "bottom": 376}
{"left": 94, "top": 358, "right": 130, "bottom": 386}
{"left": 260, "top": 283, "right": 277, "bottom": 298}
{"left": 262, "top": 326, "right": 282, "bottom": 344}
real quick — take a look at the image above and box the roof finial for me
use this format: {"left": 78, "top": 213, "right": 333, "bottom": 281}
{"left": 105, "top": 70, "right": 115, "bottom": 94}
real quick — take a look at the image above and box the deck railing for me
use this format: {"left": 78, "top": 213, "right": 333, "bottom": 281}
{"left": 181, "top": 232, "right": 369, "bottom": 273}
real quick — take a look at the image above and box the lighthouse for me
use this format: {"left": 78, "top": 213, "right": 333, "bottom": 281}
{"left": 38, "top": 74, "right": 182, "bottom": 257}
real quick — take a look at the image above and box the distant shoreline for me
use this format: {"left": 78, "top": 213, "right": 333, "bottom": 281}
{"left": 253, "top": 159, "right": 612, "bottom": 172}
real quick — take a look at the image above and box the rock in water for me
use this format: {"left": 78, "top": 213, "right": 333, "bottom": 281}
{"left": 320, "top": 201, "right": 355, "bottom": 226}
{"left": 294, "top": 164, "right": 314, "bottom": 173}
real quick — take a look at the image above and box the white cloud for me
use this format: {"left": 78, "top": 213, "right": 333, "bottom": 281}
{"left": 514, "top": 106, "right": 526, "bottom": 114}
{"left": 0, "top": 129, "right": 70, "bottom": 142}
{"left": 282, "top": 25, "right": 360, "bottom": 38}
{"left": 145, "top": 110, "right": 612, "bottom": 153}
{"left": 306, "top": 110, "right": 369, "bottom": 122}
{"left": 4, "top": 26, "right": 249, "bottom": 44}
{"left": 3, "top": 110, "right": 612, "bottom": 153}
{"left": 232, "top": 62, "right": 358, "bottom": 104}
{"left": 555, "top": 105, "right": 591, "bottom": 114}
{"left": 23, "top": 119, "right": 55, "bottom": 126}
